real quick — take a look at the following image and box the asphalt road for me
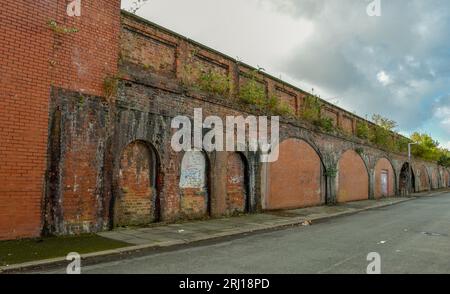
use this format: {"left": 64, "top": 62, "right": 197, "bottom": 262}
{"left": 45, "top": 194, "right": 450, "bottom": 274}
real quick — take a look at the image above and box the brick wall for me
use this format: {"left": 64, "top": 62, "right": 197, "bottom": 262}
{"left": 444, "top": 170, "right": 450, "bottom": 187}
{"left": 337, "top": 150, "right": 369, "bottom": 202}
{"left": 0, "top": 1, "right": 120, "bottom": 240}
{"left": 225, "top": 152, "right": 247, "bottom": 215}
{"left": 268, "top": 138, "right": 324, "bottom": 210}
{"left": 418, "top": 165, "right": 431, "bottom": 192}
{"left": 1, "top": 7, "right": 448, "bottom": 240}
{"left": 179, "top": 151, "right": 209, "bottom": 219}
{"left": 115, "top": 141, "right": 156, "bottom": 227}
{"left": 374, "top": 158, "right": 395, "bottom": 199}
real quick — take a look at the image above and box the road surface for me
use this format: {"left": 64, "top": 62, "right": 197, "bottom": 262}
{"left": 45, "top": 193, "right": 450, "bottom": 274}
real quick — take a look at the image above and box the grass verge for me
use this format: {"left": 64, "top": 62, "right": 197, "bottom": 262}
{"left": 0, "top": 234, "right": 131, "bottom": 267}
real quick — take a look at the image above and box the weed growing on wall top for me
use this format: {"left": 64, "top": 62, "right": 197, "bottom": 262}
{"left": 356, "top": 121, "right": 370, "bottom": 140}
{"left": 197, "top": 69, "right": 233, "bottom": 96}
{"left": 238, "top": 71, "right": 267, "bottom": 106}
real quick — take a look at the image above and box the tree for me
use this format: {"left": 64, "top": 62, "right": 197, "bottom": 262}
{"left": 410, "top": 132, "right": 439, "bottom": 149}
{"left": 438, "top": 151, "right": 450, "bottom": 167}
{"left": 410, "top": 132, "right": 446, "bottom": 162}
{"left": 372, "top": 114, "right": 397, "bottom": 131}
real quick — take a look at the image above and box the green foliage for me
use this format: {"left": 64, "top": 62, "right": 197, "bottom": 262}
{"left": 272, "top": 99, "right": 295, "bottom": 117}
{"left": 47, "top": 20, "right": 79, "bottom": 34}
{"left": 298, "top": 95, "right": 335, "bottom": 132}
{"left": 355, "top": 147, "right": 364, "bottom": 155}
{"left": 325, "top": 166, "right": 338, "bottom": 177}
{"left": 369, "top": 125, "right": 391, "bottom": 147}
{"left": 301, "top": 95, "right": 322, "bottom": 122}
{"left": 438, "top": 152, "right": 450, "bottom": 167}
{"left": 410, "top": 132, "right": 448, "bottom": 164}
{"left": 180, "top": 64, "right": 232, "bottom": 97}
{"left": 197, "top": 69, "right": 232, "bottom": 96}
{"left": 354, "top": 115, "right": 447, "bottom": 165}
{"left": 237, "top": 71, "right": 295, "bottom": 117}
{"left": 356, "top": 121, "right": 370, "bottom": 139}
{"left": 314, "top": 117, "right": 334, "bottom": 132}
{"left": 239, "top": 71, "right": 267, "bottom": 106}
{"left": 0, "top": 234, "right": 129, "bottom": 267}
{"left": 394, "top": 136, "right": 410, "bottom": 153}
{"left": 372, "top": 114, "right": 397, "bottom": 131}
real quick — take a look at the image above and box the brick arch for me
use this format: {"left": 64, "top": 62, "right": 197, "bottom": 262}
{"left": 431, "top": 168, "right": 439, "bottom": 189}
{"left": 445, "top": 169, "right": 450, "bottom": 187}
{"left": 268, "top": 138, "right": 326, "bottom": 210}
{"left": 374, "top": 157, "right": 396, "bottom": 198}
{"left": 337, "top": 149, "right": 369, "bottom": 202}
{"left": 114, "top": 140, "right": 160, "bottom": 227}
{"left": 399, "top": 162, "right": 416, "bottom": 195}
{"left": 179, "top": 150, "right": 210, "bottom": 219}
{"left": 225, "top": 152, "right": 249, "bottom": 215}
{"left": 417, "top": 165, "right": 430, "bottom": 191}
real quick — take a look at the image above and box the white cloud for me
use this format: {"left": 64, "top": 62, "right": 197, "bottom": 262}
{"left": 377, "top": 71, "right": 392, "bottom": 86}
{"left": 434, "top": 105, "right": 450, "bottom": 132}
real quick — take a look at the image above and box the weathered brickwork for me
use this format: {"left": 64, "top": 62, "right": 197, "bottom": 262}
{"left": 321, "top": 108, "right": 339, "bottom": 127}
{"left": 1, "top": 6, "right": 449, "bottom": 240}
{"left": 0, "top": 1, "right": 120, "bottom": 240}
{"left": 268, "top": 139, "right": 324, "bottom": 210}
{"left": 444, "top": 170, "right": 450, "bottom": 187}
{"left": 276, "top": 87, "right": 298, "bottom": 115}
{"left": 179, "top": 151, "right": 209, "bottom": 219}
{"left": 225, "top": 153, "right": 247, "bottom": 215}
{"left": 374, "top": 158, "right": 395, "bottom": 199}
{"left": 417, "top": 165, "right": 431, "bottom": 192}
{"left": 337, "top": 150, "right": 369, "bottom": 202}
{"left": 115, "top": 141, "right": 156, "bottom": 227}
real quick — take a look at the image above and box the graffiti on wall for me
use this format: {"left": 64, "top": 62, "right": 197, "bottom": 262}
{"left": 179, "top": 151, "right": 206, "bottom": 188}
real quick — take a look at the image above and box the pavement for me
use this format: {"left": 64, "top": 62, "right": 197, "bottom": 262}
{"left": 45, "top": 190, "right": 450, "bottom": 274}
{"left": 1, "top": 189, "right": 449, "bottom": 273}
{"left": 97, "top": 197, "right": 415, "bottom": 246}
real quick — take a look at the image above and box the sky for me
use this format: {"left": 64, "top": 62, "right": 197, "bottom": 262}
{"left": 121, "top": 0, "right": 450, "bottom": 149}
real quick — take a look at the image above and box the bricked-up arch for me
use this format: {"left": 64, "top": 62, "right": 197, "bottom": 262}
{"left": 225, "top": 153, "right": 248, "bottom": 215}
{"left": 374, "top": 158, "right": 395, "bottom": 198}
{"left": 399, "top": 162, "right": 415, "bottom": 195}
{"left": 337, "top": 150, "right": 369, "bottom": 202}
{"left": 444, "top": 169, "right": 450, "bottom": 187}
{"left": 417, "top": 165, "right": 431, "bottom": 191}
{"left": 114, "top": 141, "right": 159, "bottom": 227}
{"left": 431, "top": 169, "right": 439, "bottom": 189}
{"left": 268, "top": 138, "right": 325, "bottom": 210}
{"left": 179, "top": 150, "right": 210, "bottom": 219}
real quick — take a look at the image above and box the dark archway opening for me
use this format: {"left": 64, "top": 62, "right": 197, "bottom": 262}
{"left": 400, "top": 163, "right": 415, "bottom": 195}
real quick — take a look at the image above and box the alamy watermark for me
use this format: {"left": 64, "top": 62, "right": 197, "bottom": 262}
{"left": 171, "top": 108, "right": 280, "bottom": 163}
{"left": 67, "top": 0, "right": 81, "bottom": 17}
{"left": 66, "top": 252, "right": 81, "bottom": 274}
{"left": 366, "top": 252, "right": 381, "bottom": 274}
{"left": 366, "top": 0, "right": 381, "bottom": 17}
